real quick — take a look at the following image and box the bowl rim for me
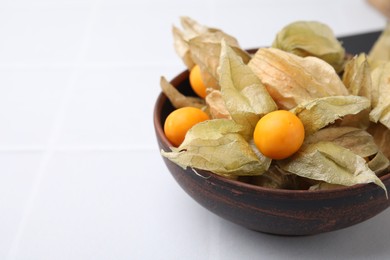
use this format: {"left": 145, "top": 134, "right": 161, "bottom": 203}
{"left": 154, "top": 69, "right": 390, "bottom": 198}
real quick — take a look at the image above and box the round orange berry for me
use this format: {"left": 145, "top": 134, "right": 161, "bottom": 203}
{"left": 253, "top": 110, "right": 305, "bottom": 160}
{"left": 164, "top": 107, "right": 209, "bottom": 146}
{"left": 189, "top": 64, "right": 207, "bottom": 98}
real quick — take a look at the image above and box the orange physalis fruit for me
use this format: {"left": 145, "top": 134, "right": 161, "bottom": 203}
{"left": 253, "top": 110, "right": 305, "bottom": 160}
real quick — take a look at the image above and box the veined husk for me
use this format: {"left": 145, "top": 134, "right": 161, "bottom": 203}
{"left": 173, "top": 16, "right": 250, "bottom": 90}
{"left": 272, "top": 21, "right": 345, "bottom": 73}
{"left": 291, "top": 95, "right": 370, "bottom": 136}
{"left": 368, "top": 122, "right": 390, "bottom": 161}
{"left": 279, "top": 127, "right": 388, "bottom": 193}
{"left": 369, "top": 23, "right": 390, "bottom": 69}
{"left": 172, "top": 17, "right": 209, "bottom": 69}
{"left": 343, "top": 53, "right": 372, "bottom": 98}
{"left": 160, "top": 76, "right": 205, "bottom": 109}
{"left": 205, "top": 89, "right": 231, "bottom": 119}
{"left": 161, "top": 17, "right": 390, "bottom": 194}
{"left": 305, "top": 127, "right": 378, "bottom": 158}
{"left": 278, "top": 141, "right": 387, "bottom": 196}
{"left": 305, "top": 126, "right": 389, "bottom": 174}
{"left": 161, "top": 119, "right": 271, "bottom": 176}
{"left": 218, "top": 40, "right": 277, "bottom": 139}
{"left": 189, "top": 32, "right": 251, "bottom": 89}
{"left": 340, "top": 53, "right": 372, "bottom": 128}
{"left": 240, "top": 165, "right": 301, "bottom": 189}
{"left": 248, "top": 48, "right": 349, "bottom": 110}
{"left": 369, "top": 62, "right": 390, "bottom": 129}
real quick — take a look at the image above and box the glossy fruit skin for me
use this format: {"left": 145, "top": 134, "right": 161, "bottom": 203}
{"left": 253, "top": 110, "right": 305, "bottom": 160}
{"left": 164, "top": 107, "right": 209, "bottom": 147}
{"left": 189, "top": 65, "right": 207, "bottom": 98}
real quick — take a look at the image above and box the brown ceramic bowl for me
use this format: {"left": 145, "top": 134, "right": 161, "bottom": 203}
{"left": 153, "top": 65, "right": 390, "bottom": 236}
{"left": 153, "top": 69, "right": 390, "bottom": 236}
{"left": 155, "top": 32, "right": 390, "bottom": 236}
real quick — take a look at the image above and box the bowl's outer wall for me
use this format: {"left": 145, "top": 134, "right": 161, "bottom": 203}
{"left": 159, "top": 152, "right": 390, "bottom": 235}
{"left": 154, "top": 31, "right": 390, "bottom": 235}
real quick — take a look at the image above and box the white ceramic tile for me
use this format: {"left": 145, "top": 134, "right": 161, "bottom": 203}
{"left": 0, "top": 1, "right": 94, "bottom": 9}
{"left": 12, "top": 150, "right": 390, "bottom": 259}
{"left": 0, "top": 7, "right": 90, "bottom": 63}
{"left": 84, "top": 5, "right": 212, "bottom": 64}
{"left": 9, "top": 150, "right": 212, "bottom": 259}
{"left": 0, "top": 68, "right": 72, "bottom": 147}
{"left": 337, "top": 0, "right": 387, "bottom": 34}
{"left": 1, "top": 1, "right": 390, "bottom": 259}
{"left": 199, "top": 208, "right": 390, "bottom": 260}
{"left": 55, "top": 65, "right": 180, "bottom": 149}
{"left": 99, "top": 0, "right": 215, "bottom": 8}
{"left": 0, "top": 152, "right": 43, "bottom": 259}
{"left": 210, "top": 0, "right": 385, "bottom": 48}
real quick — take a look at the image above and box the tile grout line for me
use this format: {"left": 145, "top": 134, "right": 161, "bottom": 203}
{"left": 0, "top": 60, "right": 181, "bottom": 69}
{"left": 207, "top": 215, "right": 221, "bottom": 260}
{"left": 0, "top": 145, "right": 157, "bottom": 152}
{"left": 206, "top": 1, "right": 222, "bottom": 258}
{"left": 207, "top": 1, "right": 222, "bottom": 259}
{"left": 6, "top": 1, "right": 103, "bottom": 259}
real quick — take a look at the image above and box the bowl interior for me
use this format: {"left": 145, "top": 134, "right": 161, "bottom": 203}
{"left": 154, "top": 69, "right": 390, "bottom": 196}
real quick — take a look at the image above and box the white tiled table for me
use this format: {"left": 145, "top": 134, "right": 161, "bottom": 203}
{"left": 1, "top": 1, "right": 389, "bottom": 259}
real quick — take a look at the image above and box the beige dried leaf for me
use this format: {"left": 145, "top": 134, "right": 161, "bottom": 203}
{"left": 218, "top": 41, "right": 277, "bottom": 139}
{"left": 369, "top": 62, "right": 390, "bottom": 128}
{"left": 272, "top": 21, "right": 345, "bottom": 72}
{"left": 305, "top": 127, "right": 378, "bottom": 157}
{"left": 172, "top": 16, "right": 250, "bottom": 87}
{"left": 278, "top": 141, "right": 387, "bottom": 194}
{"left": 291, "top": 96, "right": 370, "bottom": 135}
{"left": 205, "top": 89, "right": 231, "bottom": 119}
{"left": 368, "top": 122, "right": 390, "bottom": 160}
{"left": 161, "top": 119, "right": 271, "bottom": 176}
{"left": 160, "top": 76, "right": 205, "bottom": 109}
{"left": 172, "top": 17, "right": 209, "bottom": 69}
{"left": 189, "top": 32, "right": 251, "bottom": 89}
{"left": 248, "top": 48, "right": 349, "bottom": 110}
{"left": 305, "top": 126, "right": 389, "bottom": 174}
{"left": 369, "top": 23, "right": 390, "bottom": 67}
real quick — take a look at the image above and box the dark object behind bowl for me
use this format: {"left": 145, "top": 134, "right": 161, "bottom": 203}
{"left": 153, "top": 31, "right": 390, "bottom": 235}
{"left": 339, "top": 30, "right": 381, "bottom": 54}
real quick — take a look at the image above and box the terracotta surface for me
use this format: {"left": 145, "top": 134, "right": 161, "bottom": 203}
{"left": 153, "top": 32, "right": 390, "bottom": 236}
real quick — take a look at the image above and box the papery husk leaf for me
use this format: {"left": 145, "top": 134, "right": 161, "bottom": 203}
{"left": 369, "top": 23, "right": 390, "bottom": 68}
{"left": 160, "top": 76, "right": 205, "bottom": 109}
{"left": 180, "top": 16, "right": 209, "bottom": 37}
{"left": 189, "top": 32, "right": 251, "bottom": 89}
{"left": 272, "top": 21, "right": 345, "bottom": 73}
{"left": 305, "top": 126, "right": 389, "bottom": 173}
{"left": 291, "top": 96, "right": 370, "bottom": 135}
{"left": 161, "top": 119, "right": 271, "bottom": 176}
{"left": 172, "top": 17, "right": 209, "bottom": 69}
{"left": 218, "top": 41, "right": 277, "bottom": 139}
{"left": 172, "top": 26, "right": 195, "bottom": 69}
{"left": 343, "top": 53, "right": 372, "bottom": 98}
{"left": 205, "top": 89, "right": 231, "bottom": 119}
{"left": 305, "top": 127, "right": 379, "bottom": 158}
{"left": 368, "top": 151, "right": 390, "bottom": 176}
{"left": 240, "top": 165, "right": 302, "bottom": 189}
{"left": 309, "top": 182, "right": 346, "bottom": 191}
{"left": 368, "top": 122, "right": 390, "bottom": 160}
{"left": 248, "top": 48, "right": 349, "bottom": 110}
{"left": 278, "top": 141, "right": 387, "bottom": 194}
{"left": 172, "top": 16, "right": 250, "bottom": 87}
{"left": 340, "top": 54, "right": 372, "bottom": 128}
{"left": 339, "top": 111, "right": 371, "bottom": 130}
{"left": 369, "top": 62, "right": 390, "bottom": 129}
